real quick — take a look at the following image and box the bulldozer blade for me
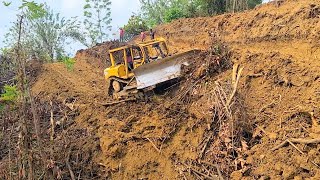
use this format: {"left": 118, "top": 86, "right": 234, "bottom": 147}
{"left": 133, "top": 50, "right": 198, "bottom": 89}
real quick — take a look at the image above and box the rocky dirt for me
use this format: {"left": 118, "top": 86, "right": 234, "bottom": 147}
{"left": 1, "top": 0, "right": 320, "bottom": 179}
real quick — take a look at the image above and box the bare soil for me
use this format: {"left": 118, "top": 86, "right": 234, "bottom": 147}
{"left": 1, "top": 0, "right": 319, "bottom": 179}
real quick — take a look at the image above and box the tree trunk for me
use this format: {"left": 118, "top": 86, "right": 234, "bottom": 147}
{"left": 16, "top": 14, "right": 31, "bottom": 180}
{"left": 16, "top": 14, "right": 46, "bottom": 180}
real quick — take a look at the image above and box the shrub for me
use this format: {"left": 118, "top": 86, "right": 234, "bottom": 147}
{"left": 164, "top": 7, "right": 187, "bottom": 23}
{"left": 0, "top": 85, "right": 18, "bottom": 111}
{"left": 0, "top": 85, "right": 18, "bottom": 103}
{"left": 60, "top": 56, "right": 76, "bottom": 71}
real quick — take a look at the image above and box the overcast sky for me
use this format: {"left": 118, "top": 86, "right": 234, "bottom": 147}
{"left": 0, "top": 0, "right": 270, "bottom": 55}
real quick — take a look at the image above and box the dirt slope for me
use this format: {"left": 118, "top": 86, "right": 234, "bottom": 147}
{"left": 29, "top": 0, "right": 320, "bottom": 179}
{"left": 155, "top": 0, "right": 319, "bottom": 52}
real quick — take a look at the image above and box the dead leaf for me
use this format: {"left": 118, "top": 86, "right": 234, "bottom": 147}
{"left": 241, "top": 140, "right": 248, "bottom": 151}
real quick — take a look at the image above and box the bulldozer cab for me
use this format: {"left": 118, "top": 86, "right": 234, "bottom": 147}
{"left": 104, "top": 38, "right": 169, "bottom": 81}
{"left": 139, "top": 38, "right": 169, "bottom": 62}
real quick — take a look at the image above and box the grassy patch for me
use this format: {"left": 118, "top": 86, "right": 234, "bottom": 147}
{"left": 61, "top": 56, "right": 76, "bottom": 71}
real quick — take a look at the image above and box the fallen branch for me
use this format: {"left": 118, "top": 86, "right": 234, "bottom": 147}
{"left": 247, "top": 73, "right": 263, "bottom": 78}
{"left": 101, "top": 97, "right": 136, "bottom": 106}
{"left": 311, "top": 161, "right": 320, "bottom": 169}
{"left": 182, "top": 163, "right": 217, "bottom": 180}
{"left": 226, "top": 64, "right": 243, "bottom": 107}
{"left": 231, "top": 64, "right": 239, "bottom": 85}
{"left": 290, "top": 138, "right": 320, "bottom": 144}
{"left": 146, "top": 137, "right": 161, "bottom": 153}
{"left": 191, "top": 167, "right": 217, "bottom": 180}
{"left": 65, "top": 149, "right": 75, "bottom": 180}
{"left": 287, "top": 140, "right": 304, "bottom": 154}
{"left": 256, "top": 126, "right": 267, "bottom": 134}
{"left": 216, "top": 164, "right": 223, "bottom": 180}
{"left": 50, "top": 100, "right": 55, "bottom": 141}
{"left": 199, "top": 135, "right": 213, "bottom": 159}
{"left": 66, "top": 161, "right": 76, "bottom": 180}
{"left": 200, "top": 161, "right": 224, "bottom": 180}
{"left": 271, "top": 138, "right": 320, "bottom": 151}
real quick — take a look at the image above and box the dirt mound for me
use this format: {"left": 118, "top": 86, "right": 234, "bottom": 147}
{"left": 5, "top": 0, "right": 318, "bottom": 179}
{"left": 32, "top": 60, "right": 106, "bottom": 103}
{"left": 75, "top": 41, "right": 125, "bottom": 70}
{"left": 154, "top": 0, "right": 319, "bottom": 53}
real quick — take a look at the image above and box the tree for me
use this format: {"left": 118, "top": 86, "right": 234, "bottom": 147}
{"left": 164, "top": 6, "right": 186, "bottom": 23}
{"left": 83, "top": 0, "right": 112, "bottom": 46}
{"left": 2, "top": 1, "right": 48, "bottom": 179}
{"left": 30, "top": 7, "right": 85, "bottom": 61}
{"left": 199, "top": 0, "right": 226, "bottom": 15}
{"left": 139, "top": 0, "right": 170, "bottom": 27}
{"left": 4, "top": 5, "right": 85, "bottom": 62}
{"left": 139, "top": 0, "right": 263, "bottom": 26}
{"left": 248, "top": 0, "right": 262, "bottom": 9}
{"left": 195, "top": 0, "right": 262, "bottom": 15}
{"left": 123, "top": 15, "right": 148, "bottom": 40}
{"left": 140, "top": 0, "right": 191, "bottom": 26}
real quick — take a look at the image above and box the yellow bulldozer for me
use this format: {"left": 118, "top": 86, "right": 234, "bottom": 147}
{"left": 104, "top": 37, "right": 194, "bottom": 100}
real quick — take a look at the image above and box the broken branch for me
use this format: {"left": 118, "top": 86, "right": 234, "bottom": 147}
{"left": 226, "top": 65, "right": 243, "bottom": 107}
{"left": 271, "top": 138, "right": 320, "bottom": 151}
{"left": 146, "top": 137, "right": 161, "bottom": 153}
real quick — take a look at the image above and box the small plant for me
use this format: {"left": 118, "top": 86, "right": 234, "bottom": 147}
{"left": 61, "top": 56, "right": 76, "bottom": 71}
{"left": 0, "top": 85, "right": 18, "bottom": 103}
{"left": 0, "top": 85, "right": 18, "bottom": 112}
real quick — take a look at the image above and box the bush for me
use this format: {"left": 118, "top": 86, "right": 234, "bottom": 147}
{"left": 164, "top": 7, "right": 187, "bottom": 23}
{"left": 60, "top": 56, "right": 76, "bottom": 71}
{"left": 0, "top": 85, "right": 18, "bottom": 102}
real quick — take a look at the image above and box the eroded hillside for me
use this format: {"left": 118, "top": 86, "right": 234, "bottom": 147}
{"left": 2, "top": 0, "right": 319, "bottom": 179}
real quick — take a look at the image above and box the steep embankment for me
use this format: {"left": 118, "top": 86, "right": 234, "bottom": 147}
{"left": 156, "top": 0, "right": 319, "bottom": 51}
{"left": 30, "top": 0, "right": 320, "bottom": 179}
{"left": 153, "top": 0, "right": 320, "bottom": 178}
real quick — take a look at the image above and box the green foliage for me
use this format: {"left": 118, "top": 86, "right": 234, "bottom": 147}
{"left": 20, "top": 0, "right": 47, "bottom": 19}
{"left": 4, "top": 5, "right": 85, "bottom": 62}
{"left": 29, "top": 7, "right": 85, "bottom": 61}
{"left": 139, "top": 0, "right": 263, "bottom": 27}
{"left": 2, "top": 1, "right": 11, "bottom": 6}
{"left": 139, "top": 0, "right": 182, "bottom": 27}
{"left": 83, "top": 0, "right": 112, "bottom": 46}
{"left": 0, "top": 85, "right": 18, "bottom": 103}
{"left": 123, "top": 15, "right": 148, "bottom": 40}
{"left": 139, "top": 0, "right": 200, "bottom": 26}
{"left": 60, "top": 56, "right": 76, "bottom": 71}
{"left": 248, "top": 0, "right": 262, "bottom": 9}
{"left": 139, "top": 0, "right": 164, "bottom": 27}
{"left": 0, "top": 47, "right": 14, "bottom": 60}
{"left": 164, "top": 7, "right": 186, "bottom": 23}
{"left": 199, "top": 0, "right": 226, "bottom": 15}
